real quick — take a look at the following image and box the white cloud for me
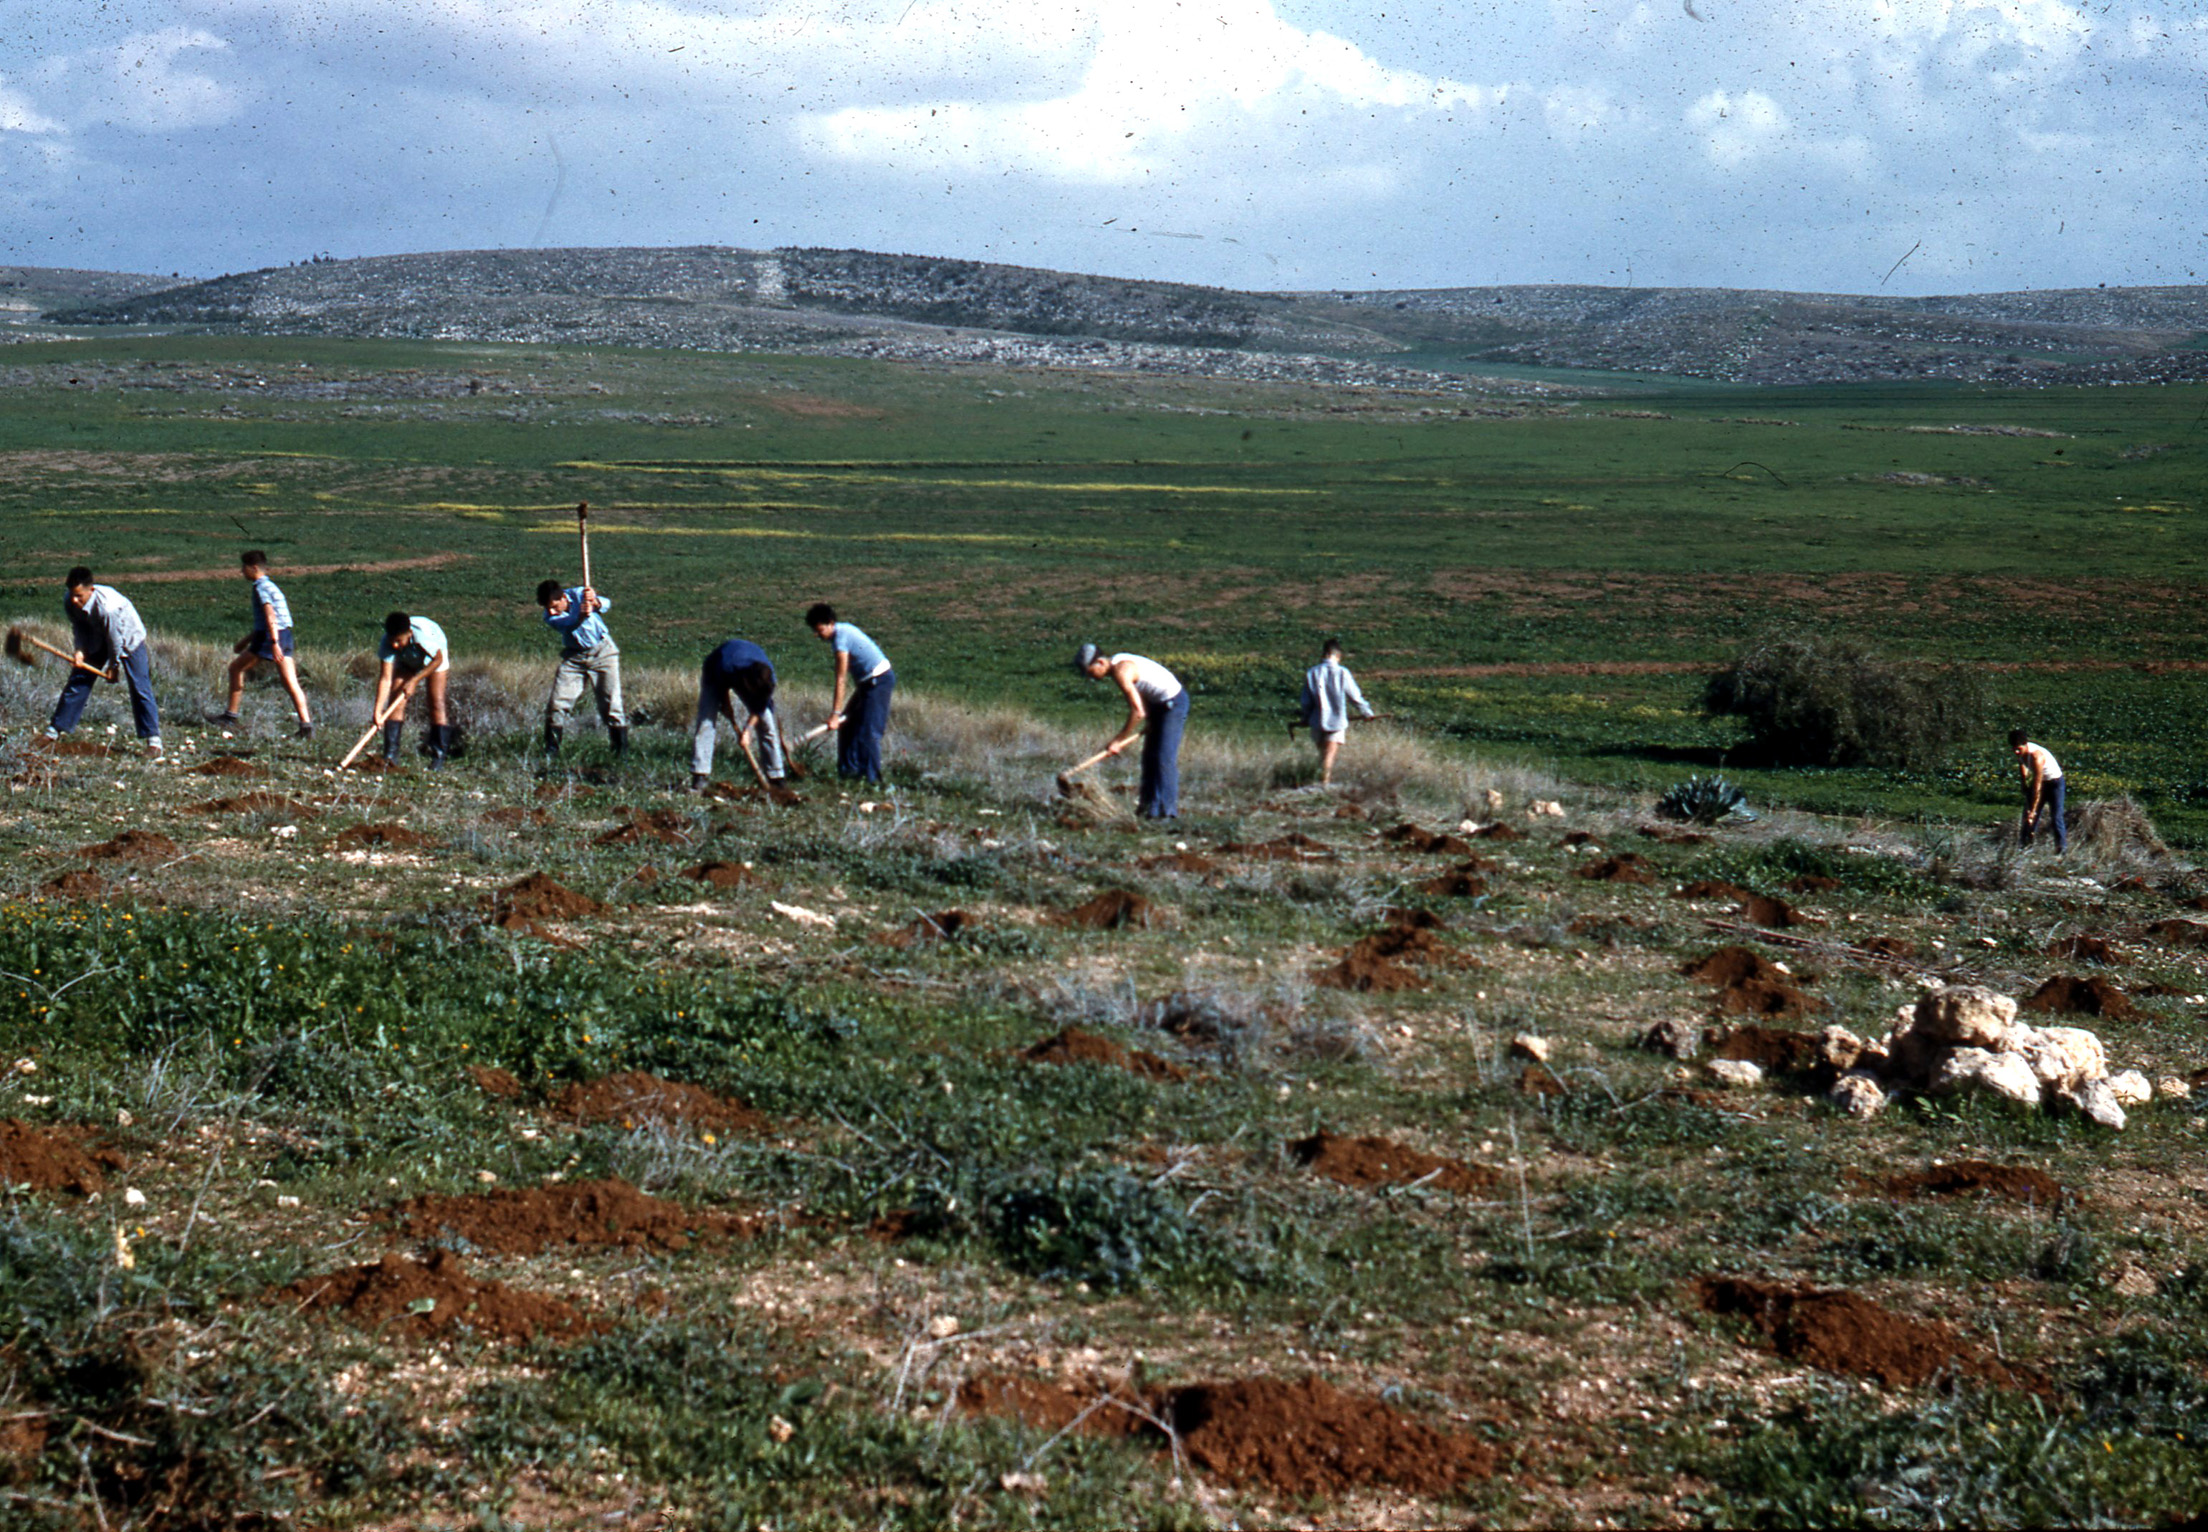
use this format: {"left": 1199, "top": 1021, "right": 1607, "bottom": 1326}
{"left": 0, "top": 81, "right": 61, "bottom": 135}
{"left": 31, "top": 27, "right": 240, "bottom": 132}
{"left": 1685, "top": 89, "right": 1788, "bottom": 167}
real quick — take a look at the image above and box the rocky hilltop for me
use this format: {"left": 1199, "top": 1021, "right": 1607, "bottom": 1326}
{"left": 41, "top": 245, "right": 2208, "bottom": 388}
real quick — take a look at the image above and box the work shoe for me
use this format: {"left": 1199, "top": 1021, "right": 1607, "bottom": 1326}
{"left": 295, "top": 721, "right": 315, "bottom": 740}
{"left": 426, "top": 724, "right": 450, "bottom": 771}
{"left": 381, "top": 720, "right": 404, "bottom": 763}
{"left": 686, "top": 772, "right": 710, "bottom": 794}
{"left": 204, "top": 709, "right": 240, "bottom": 727}
{"left": 543, "top": 722, "right": 564, "bottom": 758}
{"left": 145, "top": 739, "right": 164, "bottom": 761}
{"left": 609, "top": 725, "right": 629, "bottom": 758}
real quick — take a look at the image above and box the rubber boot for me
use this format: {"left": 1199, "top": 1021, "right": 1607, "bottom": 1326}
{"left": 427, "top": 724, "right": 449, "bottom": 772}
{"left": 543, "top": 721, "right": 564, "bottom": 758}
{"left": 609, "top": 724, "right": 629, "bottom": 759}
{"left": 381, "top": 720, "right": 403, "bottom": 762}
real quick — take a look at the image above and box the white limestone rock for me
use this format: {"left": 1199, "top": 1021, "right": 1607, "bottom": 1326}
{"left": 1929, "top": 1047, "right": 2043, "bottom": 1110}
{"left": 1827, "top": 1070, "right": 1889, "bottom": 1119}
{"left": 2107, "top": 1070, "right": 2153, "bottom": 1107}
{"left": 1706, "top": 1059, "right": 1765, "bottom": 1089}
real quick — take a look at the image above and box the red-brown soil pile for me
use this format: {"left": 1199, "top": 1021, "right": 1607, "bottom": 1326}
{"left": 1681, "top": 946, "right": 1822, "bottom": 1018}
{"left": 187, "top": 756, "right": 263, "bottom": 778}
{"left": 486, "top": 806, "right": 549, "bottom": 826}
{"left": 1673, "top": 879, "right": 1754, "bottom": 902}
{"left": 1419, "top": 866, "right": 1488, "bottom": 898}
{"left": 387, "top": 1176, "right": 756, "bottom": 1255}
{"left": 1021, "top": 1027, "right": 1187, "bottom": 1082}
{"left": 2046, "top": 934, "right": 2122, "bottom": 964}
{"left": 1575, "top": 853, "right": 1656, "bottom": 884}
{"left": 1138, "top": 851, "right": 1220, "bottom": 875}
{"left": 1315, "top": 918, "right": 1467, "bottom": 992}
{"left": 487, "top": 873, "right": 605, "bottom": 934}
{"left": 1711, "top": 1025, "right": 1828, "bottom": 1074}
{"left": 596, "top": 809, "right": 696, "bottom": 846}
{"left": 683, "top": 860, "right": 760, "bottom": 888}
{"left": 957, "top": 1374, "right": 1494, "bottom": 1498}
{"left": 467, "top": 1065, "right": 526, "bottom": 1100}
{"left": 0, "top": 1121, "right": 124, "bottom": 1195}
{"left": 194, "top": 792, "right": 317, "bottom": 817}
{"left": 2022, "top": 975, "right": 2137, "bottom": 1021}
{"left": 1881, "top": 1161, "right": 2067, "bottom": 1205}
{"left": 878, "top": 909, "right": 978, "bottom": 948}
{"left": 334, "top": 823, "right": 434, "bottom": 851}
{"left": 1220, "top": 833, "right": 1337, "bottom": 862}
{"left": 1694, "top": 1277, "right": 2038, "bottom": 1392}
{"left": 78, "top": 830, "right": 177, "bottom": 862}
{"left": 1743, "top": 894, "right": 1818, "bottom": 928}
{"left": 347, "top": 755, "right": 400, "bottom": 774}
{"left": 1291, "top": 1131, "right": 1498, "bottom": 1194}
{"left": 546, "top": 1072, "right": 769, "bottom": 1136}
{"left": 1384, "top": 823, "right": 1474, "bottom": 856}
{"left": 1167, "top": 1377, "right": 1496, "bottom": 1497}
{"left": 41, "top": 869, "right": 106, "bottom": 899}
{"left": 2135, "top": 919, "right": 2208, "bottom": 948}
{"left": 1854, "top": 936, "right": 1919, "bottom": 959}
{"left": 273, "top": 1249, "right": 600, "bottom": 1344}
{"left": 1054, "top": 889, "right": 1156, "bottom": 930}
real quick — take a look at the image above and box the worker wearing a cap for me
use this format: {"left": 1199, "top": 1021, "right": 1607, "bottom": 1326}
{"left": 1074, "top": 643, "right": 1188, "bottom": 820}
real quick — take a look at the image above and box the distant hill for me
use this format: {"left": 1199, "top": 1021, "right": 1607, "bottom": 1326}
{"left": 41, "top": 246, "right": 2208, "bottom": 388}
{"left": 2, "top": 265, "right": 177, "bottom": 328}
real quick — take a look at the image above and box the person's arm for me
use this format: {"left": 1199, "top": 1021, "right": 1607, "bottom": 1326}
{"left": 584, "top": 588, "right": 606, "bottom": 616}
{"left": 372, "top": 659, "right": 397, "bottom": 716}
{"left": 1106, "top": 662, "right": 1147, "bottom": 753}
{"left": 1345, "top": 670, "right": 1374, "bottom": 718}
{"left": 2021, "top": 755, "right": 2043, "bottom": 815}
{"left": 828, "top": 647, "right": 852, "bottom": 726}
{"left": 260, "top": 597, "right": 282, "bottom": 637}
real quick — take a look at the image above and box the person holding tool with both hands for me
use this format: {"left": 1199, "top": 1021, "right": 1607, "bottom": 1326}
{"left": 42, "top": 566, "right": 164, "bottom": 759}
{"left": 537, "top": 579, "right": 626, "bottom": 762}
{"left": 806, "top": 603, "right": 894, "bottom": 783}
{"left": 373, "top": 613, "right": 452, "bottom": 770}
{"left": 1073, "top": 643, "right": 1188, "bottom": 820}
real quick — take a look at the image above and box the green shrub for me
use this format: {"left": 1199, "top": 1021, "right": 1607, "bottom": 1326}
{"left": 1703, "top": 631, "right": 1984, "bottom": 769}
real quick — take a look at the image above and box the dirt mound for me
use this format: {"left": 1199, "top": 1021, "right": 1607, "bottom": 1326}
{"left": 1470, "top": 822, "right": 1524, "bottom": 841}
{"left": 1743, "top": 894, "right": 1818, "bottom": 928}
{"left": 597, "top": 808, "right": 696, "bottom": 847}
{"left": 1681, "top": 946, "right": 1792, "bottom": 986}
{"left": 1291, "top": 1131, "right": 1497, "bottom": 1194}
{"left": 467, "top": 1065, "right": 526, "bottom": 1100}
{"left": 548, "top": 1072, "right": 768, "bottom": 1136}
{"left": 956, "top": 1374, "right": 1495, "bottom": 1497}
{"left": 1168, "top": 1376, "right": 1496, "bottom": 1497}
{"left": 1021, "top": 1027, "right": 1187, "bottom": 1082}
{"left": 347, "top": 754, "right": 400, "bottom": 774}
{"left": 78, "top": 830, "right": 177, "bottom": 862}
{"left": 2135, "top": 919, "right": 2208, "bottom": 948}
{"left": 1383, "top": 823, "right": 1474, "bottom": 856}
{"left": 1219, "top": 833, "right": 1337, "bottom": 862}
{"left": 334, "top": 823, "right": 434, "bottom": 851}
{"left": 486, "top": 806, "right": 549, "bottom": 826}
{"left": 387, "top": 1176, "right": 756, "bottom": 1255}
{"left": 1787, "top": 874, "right": 1843, "bottom": 893}
{"left": 1315, "top": 918, "right": 1467, "bottom": 992}
{"left": 0, "top": 1121, "right": 125, "bottom": 1195}
{"left": 45, "top": 738, "right": 112, "bottom": 758}
{"left": 1694, "top": 1276, "right": 2037, "bottom": 1392}
{"left": 683, "top": 860, "right": 760, "bottom": 888}
{"left": 2046, "top": 934, "right": 2122, "bottom": 964}
{"left": 1882, "top": 1161, "right": 2068, "bottom": 1205}
{"left": 534, "top": 782, "right": 595, "bottom": 801}
{"left": 273, "top": 1249, "right": 599, "bottom": 1344}
{"left": 1854, "top": 936, "right": 1919, "bottom": 959}
{"left": 1575, "top": 853, "right": 1655, "bottom": 884}
{"left": 187, "top": 756, "right": 264, "bottom": 778}
{"left": 41, "top": 869, "right": 106, "bottom": 899}
{"left": 194, "top": 792, "right": 316, "bottom": 818}
{"left": 878, "top": 910, "right": 978, "bottom": 948}
{"left": 1054, "top": 889, "right": 1156, "bottom": 930}
{"left": 1673, "top": 879, "right": 1754, "bottom": 902}
{"left": 1137, "top": 851, "right": 1220, "bottom": 875}
{"left": 1419, "top": 867, "right": 1488, "bottom": 898}
{"left": 487, "top": 873, "right": 605, "bottom": 933}
{"left": 1682, "top": 946, "right": 1821, "bottom": 1018}
{"left": 2022, "top": 975, "right": 2137, "bottom": 1021}
{"left": 1711, "top": 1025, "right": 1827, "bottom": 1074}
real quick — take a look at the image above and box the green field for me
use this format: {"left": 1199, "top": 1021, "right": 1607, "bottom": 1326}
{"left": 4, "top": 333, "right": 2205, "bottom": 839}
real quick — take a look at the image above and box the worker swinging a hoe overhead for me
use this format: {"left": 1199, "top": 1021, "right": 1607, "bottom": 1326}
{"left": 536, "top": 578, "right": 628, "bottom": 762}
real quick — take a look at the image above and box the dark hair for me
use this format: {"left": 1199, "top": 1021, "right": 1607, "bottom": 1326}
{"left": 734, "top": 661, "right": 775, "bottom": 701}
{"left": 536, "top": 579, "right": 564, "bottom": 607}
{"left": 383, "top": 611, "right": 413, "bottom": 639}
{"left": 241, "top": 549, "right": 268, "bottom": 570}
{"left": 65, "top": 565, "right": 93, "bottom": 590}
{"left": 805, "top": 602, "right": 837, "bottom": 628}
{"left": 2009, "top": 728, "right": 2030, "bottom": 748}
{"left": 1322, "top": 637, "right": 1344, "bottom": 658}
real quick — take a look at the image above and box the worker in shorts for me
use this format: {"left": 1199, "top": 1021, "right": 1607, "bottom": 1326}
{"left": 46, "top": 566, "right": 163, "bottom": 759}
{"left": 806, "top": 603, "right": 894, "bottom": 782}
{"left": 1298, "top": 638, "right": 1374, "bottom": 787}
{"left": 689, "top": 638, "right": 784, "bottom": 792}
{"left": 1075, "top": 643, "right": 1188, "bottom": 819}
{"left": 372, "top": 612, "right": 452, "bottom": 770}
{"left": 536, "top": 579, "right": 627, "bottom": 761}
{"left": 2012, "top": 728, "right": 2067, "bottom": 854}
{"left": 211, "top": 551, "right": 313, "bottom": 738}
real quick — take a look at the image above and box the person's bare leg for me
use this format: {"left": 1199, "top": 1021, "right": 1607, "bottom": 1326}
{"left": 225, "top": 653, "right": 257, "bottom": 714}
{"left": 274, "top": 653, "right": 313, "bottom": 725}
{"left": 426, "top": 669, "right": 450, "bottom": 727}
{"left": 1319, "top": 738, "right": 1341, "bottom": 786}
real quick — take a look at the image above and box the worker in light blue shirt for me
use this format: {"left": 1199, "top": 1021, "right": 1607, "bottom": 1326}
{"left": 212, "top": 551, "right": 314, "bottom": 738}
{"left": 1299, "top": 638, "right": 1375, "bottom": 787}
{"left": 373, "top": 612, "right": 452, "bottom": 768}
{"left": 805, "top": 602, "right": 893, "bottom": 782}
{"left": 45, "top": 565, "right": 162, "bottom": 758}
{"left": 535, "top": 579, "right": 626, "bottom": 761}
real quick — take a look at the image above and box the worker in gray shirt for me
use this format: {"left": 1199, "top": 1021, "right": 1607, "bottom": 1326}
{"left": 45, "top": 565, "right": 163, "bottom": 759}
{"left": 1298, "top": 638, "right": 1374, "bottom": 787}
{"left": 536, "top": 579, "right": 627, "bottom": 760}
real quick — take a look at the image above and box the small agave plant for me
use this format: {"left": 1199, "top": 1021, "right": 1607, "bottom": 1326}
{"left": 1656, "top": 773, "right": 1753, "bottom": 825}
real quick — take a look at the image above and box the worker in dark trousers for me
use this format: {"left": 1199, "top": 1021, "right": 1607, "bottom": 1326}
{"left": 46, "top": 566, "right": 163, "bottom": 759}
{"left": 806, "top": 603, "right": 894, "bottom": 782}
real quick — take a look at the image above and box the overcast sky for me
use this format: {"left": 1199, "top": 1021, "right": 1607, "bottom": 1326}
{"left": 2, "top": 1, "right": 2203, "bottom": 294}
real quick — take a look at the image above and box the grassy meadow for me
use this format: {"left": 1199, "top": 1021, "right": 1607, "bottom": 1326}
{"left": 0, "top": 333, "right": 2204, "bottom": 1527}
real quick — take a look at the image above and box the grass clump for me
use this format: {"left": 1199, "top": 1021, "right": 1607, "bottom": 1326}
{"left": 1704, "top": 630, "right": 1985, "bottom": 770}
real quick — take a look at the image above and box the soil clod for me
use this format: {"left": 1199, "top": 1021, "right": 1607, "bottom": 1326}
{"left": 2022, "top": 974, "right": 2137, "bottom": 1021}
{"left": 0, "top": 1121, "right": 125, "bottom": 1195}
{"left": 486, "top": 873, "right": 606, "bottom": 934}
{"left": 1694, "top": 1276, "right": 2039, "bottom": 1392}
{"left": 1054, "top": 889, "right": 1156, "bottom": 930}
{"left": 682, "top": 860, "right": 760, "bottom": 888}
{"left": 387, "top": 1176, "right": 757, "bottom": 1255}
{"left": 41, "top": 869, "right": 107, "bottom": 899}
{"left": 1575, "top": 853, "right": 1656, "bottom": 883}
{"left": 1742, "top": 893, "right": 1818, "bottom": 928}
{"left": 187, "top": 756, "right": 264, "bottom": 778}
{"left": 1291, "top": 1131, "right": 1498, "bottom": 1194}
{"left": 1383, "top": 823, "right": 1474, "bottom": 856}
{"left": 194, "top": 791, "right": 317, "bottom": 818}
{"left": 2046, "top": 934, "right": 2122, "bottom": 964}
{"left": 878, "top": 909, "right": 979, "bottom": 948}
{"left": 78, "top": 830, "right": 178, "bottom": 862}
{"left": 1682, "top": 946, "right": 1823, "bottom": 1017}
{"left": 1137, "top": 851, "right": 1220, "bottom": 875}
{"left": 274, "top": 1249, "right": 599, "bottom": 1344}
{"left": 1219, "top": 832, "right": 1337, "bottom": 862}
{"left": 1881, "top": 1161, "right": 2068, "bottom": 1205}
{"left": 547, "top": 1072, "right": 769, "bottom": 1136}
{"left": 1021, "top": 1027, "right": 1187, "bottom": 1082}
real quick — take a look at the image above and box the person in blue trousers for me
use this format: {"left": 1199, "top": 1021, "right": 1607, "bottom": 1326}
{"left": 46, "top": 566, "right": 163, "bottom": 759}
{"left": 1075, "top": 643, "right": 1188, "bottom": 819}
{"left": 807, "top": 603, "right": 893, "bottom": 782}
{"left": 2012, "top": 729, "right": 2067, "bottom": 854}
